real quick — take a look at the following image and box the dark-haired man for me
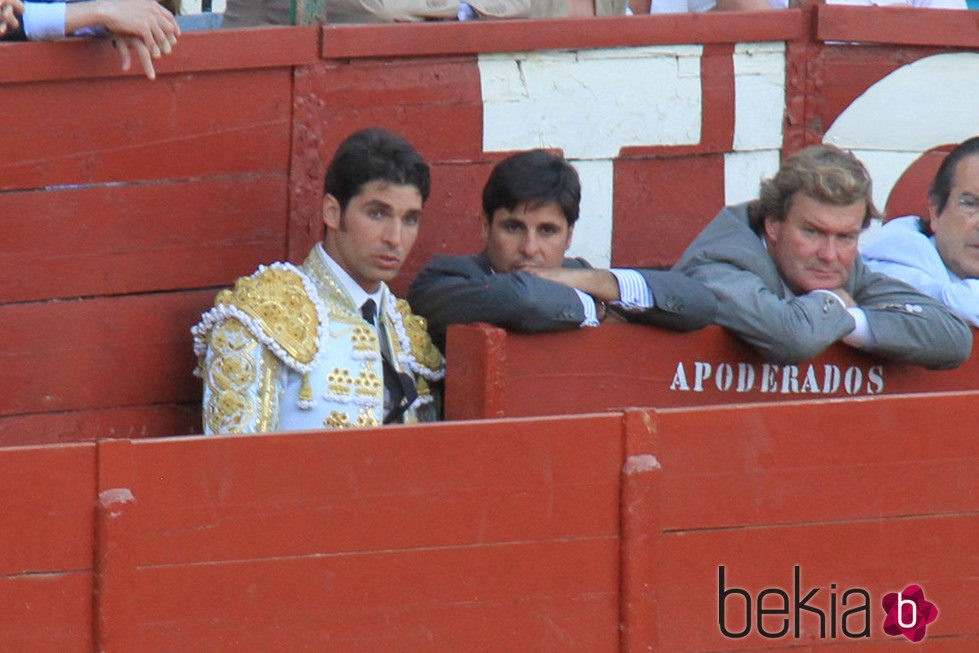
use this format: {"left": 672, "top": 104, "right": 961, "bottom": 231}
{"left": 674, "top": 144, "right": 972, "bottom": 368}
{"left": 193, "top": 127, "right": 444, "bottom": 434}
{"left": 408, "top": 149, "right": 716, "bottom": 350}
{"left": 862, "top": 136, "right": 979, "bottom": 327}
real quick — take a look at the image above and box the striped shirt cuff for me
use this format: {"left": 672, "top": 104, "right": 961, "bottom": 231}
{"left": 575, "top": 289, "right": 600, "bottom": 327}
{"left": 609, "top": 268, "right": 655, "bottom": 310}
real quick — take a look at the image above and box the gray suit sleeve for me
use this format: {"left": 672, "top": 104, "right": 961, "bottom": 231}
{"left": 626, "top": 269, "right": 717, "bottom": 331}
{"left": 850, "top": 263, "right": 973, "bottom": 369}
{"left": 679, "top": 256, "right": 857, "bottom": 364}
{"left": 408, "top": 255, "right": 586, "bottom": 350}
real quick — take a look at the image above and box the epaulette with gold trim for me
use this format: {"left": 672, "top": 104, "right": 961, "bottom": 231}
{"left": 192, "top": 263, "right": 327, "bottom": 375}
{"left": 394, "top": 298, "right": 444, "bottom": 378}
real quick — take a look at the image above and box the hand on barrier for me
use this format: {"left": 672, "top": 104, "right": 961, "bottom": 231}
{"left": 0, "top": 0, "right": 24, "bottom": 36}
{"left": 67, "top": 0, "right": 180, "bottom": 79}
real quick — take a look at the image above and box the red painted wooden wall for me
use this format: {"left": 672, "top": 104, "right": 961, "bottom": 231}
{"left": 2, "top": 396, "right": 976, "bottom": 650}
{"left": 2, "top": 10, "right": 979, "bottom": 446}
{"left": 444, "top": 323, "right": 979, "bottom": 420}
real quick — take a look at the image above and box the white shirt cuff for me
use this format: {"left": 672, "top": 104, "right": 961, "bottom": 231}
{"left": 843, "top": 307, "right": 875, "bottom": 347}
{"left": 23, "top": 2, "right": 67, "bottom": 40}
{"left": 808, "top": 290, "right": 874, "bottom": 347}
{"left": 576, "top": 289, "right": 600, "bottom": 327}
{"left": 609, "top": 269, "right": 655, "bottom": 310}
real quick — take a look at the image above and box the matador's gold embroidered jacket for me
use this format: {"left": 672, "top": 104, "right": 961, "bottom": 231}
{"left": 192, "top": 245, "right": 444, "bottom": 434}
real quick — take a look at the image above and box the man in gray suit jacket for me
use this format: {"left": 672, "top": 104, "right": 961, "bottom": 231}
{"left": 408, "top": 149, "right": 717, "bottom": 350}
{"left": 674, "top": 144, "right": 972, "bottom": 369}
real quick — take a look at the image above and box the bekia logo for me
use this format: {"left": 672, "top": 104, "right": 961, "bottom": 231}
{"left": 718, "top": 566, "right": 939, "bottom": 643}
{"left": 882, "top": 585, "right": 939, "bottom": 643}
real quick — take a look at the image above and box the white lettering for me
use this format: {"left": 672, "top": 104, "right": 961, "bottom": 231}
{"left": 736, "top": 363, "right": 755, "bottom": 392}
{"left": 760, "top": 364, "right": 779, "bottom": 393}
{"left": 693, "top": 362, "right": 712, "bottom": 392}
{"left": 780, "top": 365, "right": 800, "bottom": 394}
{"left": 715, "top": 363, "right": 734, "bottom": 391}
{"left": 867, "top": 366, "right": 885, "bottom": 395}
{"left": 670, "top": 362, "right": 690, "bottom": 391}
{"left": 822, "top": 365, "right": 841, "bottom": 393}
{"left": 669, "top": 361, "right": 886, "bottom": 397}
{"left": 799, "top": 365, "right": 819, "bottom": 393}
{"left": 843, "top": 367, "right": 863, "bottom": 395}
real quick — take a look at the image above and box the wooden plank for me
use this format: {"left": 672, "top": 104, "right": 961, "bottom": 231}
{"left": 0, "top": 573, "right": 94, "bottom": 653}
{"left": 805, "top": 43, "right": 945, "bottom": 142}
{"left": 445, "top": 323, "right": 509, "bottom": 420}
{"left": 612, "top": 153, "right": 725, "bottom": 268}
{"left": 0, "top": 177, "right": 287, "bottom": 303}
{"left": 444, "top": 323, "right": 979, "bottom": 419}
{"left": 321, "top": 11, "right": 804, "bottom": 59}
{"left": 0, "top": 443, "right": 96, "bottom": 652}
{"left": 620, "top": 409, "right": 662, "bottom": 653}
{"left": 0, "top": 403, "right": 201, "bottom": 447}
{"left": 299, "top": 57, "right": 485, "bottom": 162}
{"left": 0, "top": 443, "right": 96, "bottom": 574}
{"left": 130, "top": 539, "right": 619, "bottom": 651}
{"left": 816, "top": 5, "right": 979, "bottom": 48}
{"left": 288, "top": 59, "right": 486, "bottom": 262}
{"left": 652, "top": 516, "right": 978, "bottom": 649}
{"left": 0, "top": 26, "right": 319, "bottom": 85}
{"left": 106, "top": 415, "right": 622, "bottom": 566}
{"left": 650, "top": 393, "right": 979, "bottom": 530}
{"left": 0, "top": 68, "right": 292, "bottom": 190}
{"left": 390, "top": 161, "right": 493, "bottom": 297}
{"left": 0, "top": 290, "right": 214, "bottom": 416}
{"left": 94, "top": 416, "right": 623, "bottom": 649}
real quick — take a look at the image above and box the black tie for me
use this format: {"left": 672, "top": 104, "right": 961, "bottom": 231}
{"left": 360, "top": 299, "right": 377, "bottom": 325}
{"left": 360, "top": 300, "right": 417, "bottom": 424}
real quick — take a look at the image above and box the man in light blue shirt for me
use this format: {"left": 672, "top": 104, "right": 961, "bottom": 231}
{"left": 862, "top": 136, "right": 979, "bottom": 327}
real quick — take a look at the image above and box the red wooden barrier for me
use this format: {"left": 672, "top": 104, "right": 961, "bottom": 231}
{"left": 445, "top": 323, "right": 979, "bottom": 420}
{"left": 93, "top": 416, "right": 622, "bottom": 651}
{"left": 2, "top": 394, "right": 976, "bottom": 650}
{"left": 0, "top": 444, "right": 96, "bottom": 652}
{"left": 3, "top": 10, "right": 979, "bottom": 448}
{"left": 620, "top": 393, "right": 979, "bottom": 650}
{"left": 0, "top": 29, "right": 311, "bottom": 445}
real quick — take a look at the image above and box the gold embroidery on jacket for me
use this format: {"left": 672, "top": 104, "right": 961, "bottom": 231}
{"left": 328, "top": 368, "right": 353, "bottom": 396}
{"left": 352, "top": 325, "right": 378, "bottom": 352}
{"left": 395, "top": 299, "right": 443, "bottom": 373}
{"left": 215, "top": 266, "right": 319, "bottom": 366}
{"left": 354, "top": 366, "right": 382, "bottom": 397}
{"left": 325, "top": 411, "right": 351, "bottom": 429}
{"left": 256, "top": 349, "right": 281, "bottom": 432}
{"left": 205, "top": 320, "right": 258, "bottom": 434}
{"left": 356, "top": 407, "right": 379, "bottom": 428}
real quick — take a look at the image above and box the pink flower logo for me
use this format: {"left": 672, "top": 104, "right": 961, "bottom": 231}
{"left": 881, "top": 584, "right": 938, "bottom": 642}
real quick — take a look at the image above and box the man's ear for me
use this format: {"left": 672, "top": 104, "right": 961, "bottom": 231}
{"left": 565, "top": 224, "right": 574, "bottom": 251}
{"left": 927, "top": 198, "right": 941, "bottom": 225}
{"left": 323, "top": 194, "right": 342, "bottom": 231}
{"left": 763, "top": 215, "right": 778, "bottom": 242}
{"left": 482, "top": 214, "right": 491, "bottom": 240}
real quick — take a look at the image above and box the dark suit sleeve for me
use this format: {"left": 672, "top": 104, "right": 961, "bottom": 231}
{"left": 625, "top": 269, "right": 717, "bottom": 331}
{"left": 408, "top": 254, "right": 587, "bottom": 350}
